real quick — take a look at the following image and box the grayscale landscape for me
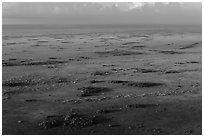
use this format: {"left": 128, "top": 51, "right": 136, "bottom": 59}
{"left": 2, "top": 2, "right": 202, "bottom": 135}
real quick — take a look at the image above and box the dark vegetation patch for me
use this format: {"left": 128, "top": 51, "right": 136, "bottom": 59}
{"left": 165, "top": 69, "right": 199, "bottom": 74}
{"left": 95, "top": 108, "right": 122, "bottom": 114}
{"left": 2, "top": 59, "right": 68, "bottom": 67}
{"left": 180, "top": 41, "right": 201, "bottom": 49}
{"left": 122, "top": 42, "right": 141, "bottom": 45}
{"left": 48, "top": 57, "right": 60, "bottom": 60}
{"left": 78, "top": 56, "right": 92, "bottom": 59}
{"left": 92, "top": 71, "right": 112, "bottom": 76}
{"left": 78, "top": 86, "right": 112, "bottom": 97}
{"left": 95, "top": 49, "right": 145, "bottom": 56}
{"left": 130, "top": 68, "right": 160, "bottom": 73}
{"left": 68, "top": 58, "right": 81, "bottom": 61}
{"left": 110, "top": 80, "right": 164, "bottom": 87}
{"left": 25, "top": 99, "right": 38, "bottom": 102}
{"left": 165, "top": 70, "right": 182, "bottom": 74}
{"left": 2, "top": 74, "right": 70, "bottom": 97}
{"left": 61, "top": 41, "right": 72, "bottom": 43}
{"left": 39, "top": 111, "right": 110, "bottom": 129}
{"left": 3, "top": 80, "right": 35, "bottom": 87}
{"left": 102, "top": 64, "right": 115, "bottom": 67}
{"left": 68, "top": 57, "right": 91, "bottom": 62}
{"left": 126, "top": 104, "right": 158, "bottom": 108}
{"left": 8, "top": 58, "right": 17, "bottom": 61}
{"left": 175, "top": 61, "right": 200, "bottom": 64}
{"left": 158, "top": 50, "right": 185, "bottom": 54}
{"left": 130, "top": 45, "right": 146, "bottom": 49}
{"left": 186, "top": 61, "right": 200, "bottom": 64}
{"left": 127, "top": 82, "right": 163, "bottom": 87}
{"left": 90, "top": 80, "right": 106, "bottom": 84}
{"left": 2, "top": 96, "right": 11, "bottom": 100}
{"left": 55, "top": 77, "right": 70, "bottom": 83}
{"left": 3, "top": 75, "right": 70, "bottom": 87}
{"left": 7, "top": 42, "right": 17, "bottom": 45}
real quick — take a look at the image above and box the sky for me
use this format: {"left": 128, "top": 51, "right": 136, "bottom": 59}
{"left": 2, "top": 2, "right": 202, "bottom": 25}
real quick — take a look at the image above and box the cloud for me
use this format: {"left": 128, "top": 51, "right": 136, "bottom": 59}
{"left": 2, "top": 2, "right": 202, "bottom": 25}
{"left": 128, "top": 3, "right": 145, "bottom": 10}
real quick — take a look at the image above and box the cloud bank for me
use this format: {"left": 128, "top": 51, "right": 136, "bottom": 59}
{"left": 2, "top": 2, "right": 202, "bottom": 25}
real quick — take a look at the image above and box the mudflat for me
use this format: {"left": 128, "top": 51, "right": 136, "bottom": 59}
{"left": 2, "top": 26, "right": 202, "bottom": 135}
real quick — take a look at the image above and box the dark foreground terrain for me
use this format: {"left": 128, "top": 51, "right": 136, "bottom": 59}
{"left": 2, "top": 28, "right": 202, "bottom": 135}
